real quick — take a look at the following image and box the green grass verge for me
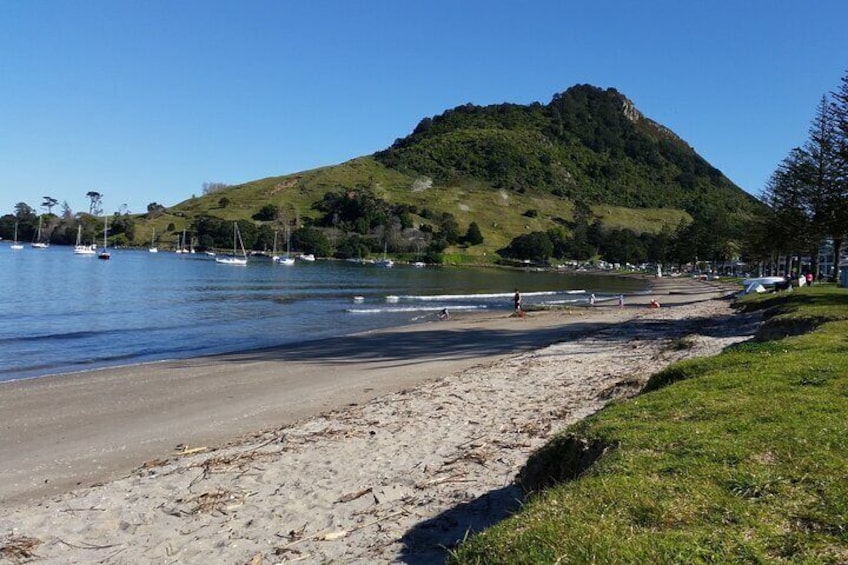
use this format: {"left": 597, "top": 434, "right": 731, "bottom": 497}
{"left": 450, "top": 285, "right": 848, "bottom": 564}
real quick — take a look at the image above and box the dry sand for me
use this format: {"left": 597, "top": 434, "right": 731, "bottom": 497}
{"left": 0, "top": 277, "right": 758, "bottom": 564}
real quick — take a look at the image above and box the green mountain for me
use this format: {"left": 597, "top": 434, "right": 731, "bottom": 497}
{"left": 376, "top": 84, "right": 754, "bottom": 214}
{"left": 145, "top": 84, "right": 760, "bottom": 261}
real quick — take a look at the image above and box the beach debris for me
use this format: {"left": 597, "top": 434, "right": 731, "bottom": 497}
{"left": 281, "top": 523, "right": 308, "bottom": 542}
{"left": 320, "top": 531, "right": 349, "bottom": 541}
{"left": 139, "top": 457, "right": 167, "bottom": 469}
{"left": 55, "top": 538, "right": 120, "bottom": 551}
{"left": 278, "top": 510, "right": 406, "bottom": 551}
{"left": 335, "top": 487, "right": 373, "bottom": 504}
{"left": 175, "top": 445, "right": 208, "bottom": 456}
{"left": 0, "top": 534, "right": 41, "bottom": 562}
{"left": 58, "top": 506, "right": 106, "bottom": 514}
{"left": 178, "top": 488, "right": 241, "bottom": 515}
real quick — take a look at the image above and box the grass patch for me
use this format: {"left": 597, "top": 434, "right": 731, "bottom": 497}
{"left": 450, "top": 286, "right": 848, "bottom": 564}
{"left": 591, "top": 205, "right": 692, "bottom": 235}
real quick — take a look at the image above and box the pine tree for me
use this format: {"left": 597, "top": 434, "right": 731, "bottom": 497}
{"left": 464, "top": 222, "right": 484, "bottom": 246}
{"left": 828, "top": 70, "right": 848, "bottom": 272}
{"left": 803, "top": 96, "right": 838, "bottom": 276}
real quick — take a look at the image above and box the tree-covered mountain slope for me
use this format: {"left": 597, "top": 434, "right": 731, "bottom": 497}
{"left": 375, "top": 84, "right": 757, "bottom": 216}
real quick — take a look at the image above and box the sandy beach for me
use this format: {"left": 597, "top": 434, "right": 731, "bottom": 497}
{"left": 0, "top": 276, "right": 758, "bottom": 564}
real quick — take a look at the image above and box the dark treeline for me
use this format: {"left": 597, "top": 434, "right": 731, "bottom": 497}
{"left": 497, "top": 202, "right": 736, "bottom": 268}
{"left": 0, "top": 197, "right": 135, "bottom": 247}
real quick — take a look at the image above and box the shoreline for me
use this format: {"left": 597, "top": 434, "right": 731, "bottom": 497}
{"left": 0, "top": 277, "right": 747, "bottom": 562}
{"left": 0, "top": 277, "right": 736, "bottom": 505}
{"left": 0, "top": 272, "right": 708, "bottom": 387}
{"left": 0, "top": 273, "right": 651, "bottom": 386}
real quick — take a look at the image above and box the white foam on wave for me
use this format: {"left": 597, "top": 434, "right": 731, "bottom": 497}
{"left": 395, "top": 290, "right": 583, "bottom": 301}
{"left": 347, "top": 305, "right": 487, "bottom": 315}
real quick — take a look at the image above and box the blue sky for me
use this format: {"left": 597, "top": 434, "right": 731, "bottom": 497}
{"left": 1, "top": 1, "right": 846, "bottom": 217}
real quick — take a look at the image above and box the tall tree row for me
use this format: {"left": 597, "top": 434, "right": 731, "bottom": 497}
{"left": 759, "top": 70, "right": 848, "bottom": 277}
{"left": 830, "top": 72, "right": 848, "bottom": 271}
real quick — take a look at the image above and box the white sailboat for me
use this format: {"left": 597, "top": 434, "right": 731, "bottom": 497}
{"left": 97, "top": 217, "right": 111, "bottom": 260}
{"left": 271, "top": 230, "right": 280, "bottom": 262}
{"left": 31, "top": 217, "right": 49, "bottom": 248}
{"left": 215, "top": 222, "right": 248, "bottom": 265}
{"left": 10, "top": 222, "right": 24, "bottom": 250}
{"left": 175, "top": 229, "right": 188, "bottom": 253}
{"left": 375, "top": 241, "right": 393, "bottom": 268}
{"left": 73, "top": 224, "right": 96, "bottom": 255}
{"left": 148, "top": 228, "right": 158, "bottom": 253}
{"left": 275, "top": 227, "right": 295, "bottom": 266}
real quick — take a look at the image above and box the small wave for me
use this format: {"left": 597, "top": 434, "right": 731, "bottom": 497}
{"left": 0, "top": 329, "right": 102, "bottom": 344}
{"left": 395, "top": 290, "right": 576, "bottom": 301}
{"left": 347, "top": 305, "right": 487, "bottom": 314}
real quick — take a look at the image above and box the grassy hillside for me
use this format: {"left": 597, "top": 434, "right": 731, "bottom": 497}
{"left": 136, "top": 157, "right": 694, "bottom": 257}
{"left": 450, "top": 286, "right": 848, "bottom": 564}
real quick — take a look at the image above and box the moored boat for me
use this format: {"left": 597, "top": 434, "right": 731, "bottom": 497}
{"left": 73, "top": 224, "right": 96, "bottom": 255}
{"left": 31, "top": 217, "right": 49, "bottom": 248}
{"left": 97, "top": 217, "right": 111, "bottom": 260}
{"left": 10, "top": 222, "right": 24, "bottom": 250}
{"left": 215, "top": 222, "right": 248, "bottom": 266}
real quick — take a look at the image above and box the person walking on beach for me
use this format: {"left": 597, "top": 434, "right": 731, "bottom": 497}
{"left": 513, "top": 288, "right": 523, "bottom": 317}
{"left": 618, "top": 294, "right": 624, "bottom": 309}
{"left": 589, "top": 293, "right": 596, "bottom": 307}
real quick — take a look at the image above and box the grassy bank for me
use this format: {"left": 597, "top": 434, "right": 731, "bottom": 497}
{"left": 451, "top": 285, "right": 848, "bottom": 564}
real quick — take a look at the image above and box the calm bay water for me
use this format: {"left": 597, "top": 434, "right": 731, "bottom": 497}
{"left": 0, "top": 245, "right": 646, "bottom": 382}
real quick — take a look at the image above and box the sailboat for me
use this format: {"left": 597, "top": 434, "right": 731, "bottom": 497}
{"left": 97, "top": 217, "right": 111, "bottom": 260}
{"left": 275, "top": 227, "right": 295, "bottom": 266}
{"left": 74, "top": 224, "right": 96, "bottom": 255}
{"left": 271, "top": 230, "right": 280, "bottom": 262}
{"left": 148, "top": 228, "right": 158, "bottom": 253}
{"left": 10, "top": 222, "right": 24, "bottom": 250}
{"left": 175, "top": 229, "right": 188, "bottom": 253}
{"left": 215, "top": 222, "right": 248, "bottom": 265}
{"left": 31, "top": 216, "right": 49, "bottom": 248}
{"left": 375, "top": 241, "right": 393, "bottom": 268}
